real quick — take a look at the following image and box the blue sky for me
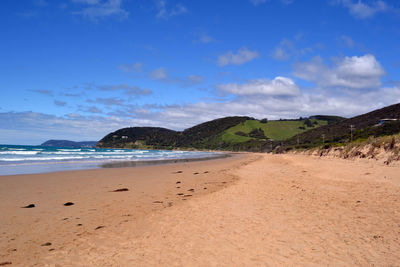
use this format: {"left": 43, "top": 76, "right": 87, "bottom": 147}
{"left": 1, "top": 0, "right": 400, "bottom": 144}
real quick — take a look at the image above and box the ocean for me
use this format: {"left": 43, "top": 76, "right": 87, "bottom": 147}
{"left": 0, "top": 144, "right": 220, "bottom": 175}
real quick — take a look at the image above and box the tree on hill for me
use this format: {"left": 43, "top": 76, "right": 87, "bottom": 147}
{"left": 249, "top": 128, "right": 267, "bottom": 139}
{"left": 304, "top": 119, "right": 313, "bottom": 127}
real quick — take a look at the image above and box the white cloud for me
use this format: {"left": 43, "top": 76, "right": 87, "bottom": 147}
{"left": 81, "top": 106, "right": 103, "bottom": 114}
{"left": 87, "top": 97, "right": 125, "bottom": 106}
{"left": 54, "top": 100, "right": 67, "bottom": 107}
{"left": 270, "top": 37, "right": 314, "bottom": 61}
{"left": 218, "top": 47, "right": 259, "bottom": 67}
{"left": 34, "top": 0, "right": 48, "bottom": 6}
{"left": 271, "top": 47, "right": 290, "bottom": 61}
{"left": 150, "top": 67, "right": 169, "bottom": 80}
{"left": 294, "top": 54, "right": 385, "bottom": 89}
{"left": 119, "top": 62, "right": 143, "bottom": 73}
{"left": 340, "top": 35, "right": 354, "bottom": 48}
{"left": 194, "top": 32, "right": 216, "bottom": 44}
{"left": 121, "top": 86, "right": 400, "bottom": 131}
{"left": 71, "top": 0, "right": 100, "bottom": 4}
{"left": 28, "top": 89, "right": 53, "bottom": 96}
{"left": 184, "top": 75, "right": 204, "bottom": 86}
{"left": 250, "top": 0, "right": 294, "bottom": 6}
{"left": 3, "top": 84, "right": 400, "bottom": 144}
{"left": 131, "top": 67, "right": 203, "bottom": 87}
{"left": 97, "top": 84, "right": 152, "bottom": 96}
{"left": 73, "top": 0, "right": 129, "bottom": 20}
{"left": 249, "top": 0, "right": 267, "bottom": 6}
{"left": 334, "top": 0, "right": 388, "bottom": 19}
{"left": 155, "top": 0, "right": 187, "bottom": 19}
{"left": 0, "top": 111, "right": 130, "bottom": 145}
{"left": 271, "top": 39, "right": 294, "bottom": 61}
{"left": 218, "top": 77, "right": 300, "bottom": 96}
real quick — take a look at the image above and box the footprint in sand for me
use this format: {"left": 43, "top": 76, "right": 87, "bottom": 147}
{"left": 153, "top": 201, "right": 163, "bottom": 204}
{"left": 64, "top": 202, "right": 74, "bottom": 206}
{"left": 188, "top": 189, "right": 195, "bottom": 192}
{"left": 95, "top": 226, "right": 105, "bottom": 230}
{"left": 176, "top": 181, "right": 181, "bottom": 184}
{"left": 0, "top": 261, "right": 12, "bottom": 266}
{"left": 193, "top": 172, "right": 199, "bottom": 175}
{"left": 41, "top": 242, "right": 52, "bottom": 247}
{"left": 173, "top": 171, "right": 183, "bottom": 174}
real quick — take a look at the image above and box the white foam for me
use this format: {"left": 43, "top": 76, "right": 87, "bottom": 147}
{"left": 0, "top": 151, "right": 39, "bottom": 155}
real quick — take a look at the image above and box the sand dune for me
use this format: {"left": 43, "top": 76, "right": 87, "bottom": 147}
{"left": 1, "top": 154, "right": 399, "bottom": 266}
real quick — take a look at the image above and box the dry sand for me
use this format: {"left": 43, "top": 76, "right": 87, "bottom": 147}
{"left": 1, "top": 153, "right": 399, "bottom": 266}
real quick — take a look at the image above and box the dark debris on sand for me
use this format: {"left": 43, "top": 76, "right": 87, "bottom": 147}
{"left": 41, "top": 242, "right": 52, "bottom": 247}
{"left": 0, "top": 262, "right": 12, "bottom": 266}
{"left": 95, "top": 226, "right": 105, "bottom": 230}
{"left": 63, "top": 202, "right": 74, "bottom": 206}
{"left": 112, "top": 188, "right": 129, "bottom": 192}
{"left": 22, "top": 204, "right": 35, "bottom": 208}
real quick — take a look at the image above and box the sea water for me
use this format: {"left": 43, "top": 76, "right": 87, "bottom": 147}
{"left": 0, "top": 144, "right": 219, "bottom": 175}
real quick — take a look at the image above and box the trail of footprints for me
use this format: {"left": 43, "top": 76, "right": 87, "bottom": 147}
{"left": 10, "top": 169, "right": 220, "bottom": 261}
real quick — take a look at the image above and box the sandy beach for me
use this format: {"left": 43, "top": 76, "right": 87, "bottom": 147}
{"left": 1, "top": 153, "right": 399, "bottom": 266}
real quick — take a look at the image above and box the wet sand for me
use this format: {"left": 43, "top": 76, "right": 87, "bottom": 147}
{"left": 1, "top": 153, "right": 400, "bottom": 266}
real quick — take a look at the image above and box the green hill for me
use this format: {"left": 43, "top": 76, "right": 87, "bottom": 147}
{"left": 97, "top": 116, "right": 337, "bottom": 151}
{"left": 221, "top": 119, "right": 328, "bottom": 143}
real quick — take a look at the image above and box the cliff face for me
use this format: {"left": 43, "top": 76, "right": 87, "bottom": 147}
{"left": 292, "top": 134, "right": 400, "bottom": 166}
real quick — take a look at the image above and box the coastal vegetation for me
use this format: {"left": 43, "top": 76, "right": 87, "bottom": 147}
{"left": 97, "top": 103, "right": 400, "bottom": 153}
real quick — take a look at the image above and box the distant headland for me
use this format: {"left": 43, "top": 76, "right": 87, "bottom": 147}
{"left": 41, "top": 140, "right": 98, "bottom": 148}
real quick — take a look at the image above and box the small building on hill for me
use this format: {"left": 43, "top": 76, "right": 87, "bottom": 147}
{"left": 378, "top": 119, "right": 398, "bottom": 125}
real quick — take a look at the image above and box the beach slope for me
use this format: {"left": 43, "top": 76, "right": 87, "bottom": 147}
{"left": 1, "top": 154, "right": 399, "bottom": 266}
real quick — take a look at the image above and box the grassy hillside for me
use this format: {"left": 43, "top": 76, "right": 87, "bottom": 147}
{"left": 97, "top": 115, "right": 348, "bottom": 151}
{"left": 221, "top": 119, "right": 328, "bottom": 143}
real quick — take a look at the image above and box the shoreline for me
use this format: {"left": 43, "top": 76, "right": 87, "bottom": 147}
{"left": 0, "top": 152, "right": 232, "bottom": 176}
{"left": 100, "top": 153, "right": 232, "bottom": 168}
